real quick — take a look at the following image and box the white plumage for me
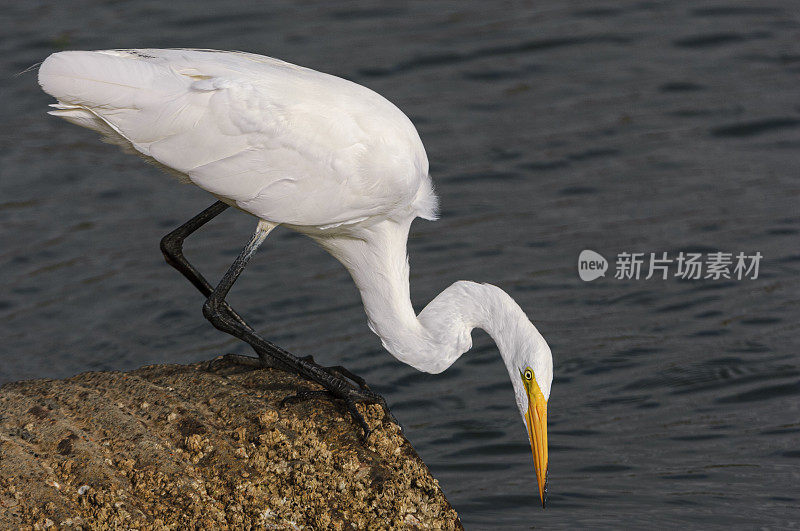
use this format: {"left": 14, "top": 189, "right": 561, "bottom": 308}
{"left": 39, "top": 49, "right": 436, "bottom": 228}
{"left": 39, "top": 49, "right": 552, "bottom": 504}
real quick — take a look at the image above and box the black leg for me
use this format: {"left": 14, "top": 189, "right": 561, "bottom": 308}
{"left": 202, "top": 222, "right": 395, "bottom": 439}
{"left": 160, "top": 201, "right": 228, "bottom": 297}
{"left": 160, "top": 203, "right": 294, "bottom": 370}
{"left": 160, "top": 201, "right": 250, "bottom": 330}
{"left": 160, "top": 203, "right": 378, "bottom": 389}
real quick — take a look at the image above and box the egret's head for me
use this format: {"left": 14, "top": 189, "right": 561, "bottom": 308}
{"left": 509, "top": 329, "right": 552, "bottom": 508}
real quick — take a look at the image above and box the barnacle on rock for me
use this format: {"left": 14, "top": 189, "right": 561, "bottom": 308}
{"left": 0, "top": 359, "right": 462, "bottom": 529}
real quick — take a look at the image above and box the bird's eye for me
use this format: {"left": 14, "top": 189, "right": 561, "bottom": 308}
{"left": 524, "top": 369, "right": 533, "bottom": 381}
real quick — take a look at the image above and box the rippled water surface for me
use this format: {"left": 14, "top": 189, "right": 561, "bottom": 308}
{"left": 1, "top": 1, "right": 799, "bottom": 528}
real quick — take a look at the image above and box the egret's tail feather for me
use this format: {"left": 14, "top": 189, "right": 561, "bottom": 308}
{"left": 46, "top": 103, "right": 140, "bottom": 155}
{"left": 37, "top": 50, "right": 204, "bottom": 175}
{"left": 38, "top": 50, "right": 175, "bottom": 108}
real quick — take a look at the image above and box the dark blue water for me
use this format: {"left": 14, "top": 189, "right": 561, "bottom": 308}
{"left": 1, "top": 1, "right": 799, "bottom": 528}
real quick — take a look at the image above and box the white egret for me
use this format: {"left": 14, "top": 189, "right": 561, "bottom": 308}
{"left": 38, "top": 49, "right": 553, "bottom": 505}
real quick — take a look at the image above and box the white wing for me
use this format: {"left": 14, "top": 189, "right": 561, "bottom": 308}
{"left": 38, "top": 49, "right": 436, "bottom": 226}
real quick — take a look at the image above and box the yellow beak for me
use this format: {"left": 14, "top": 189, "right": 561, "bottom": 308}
{"left": 524, "top": 385, "right": 548, "bottom": 507}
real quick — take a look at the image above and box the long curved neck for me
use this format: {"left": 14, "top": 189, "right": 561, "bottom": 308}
{"left": 311, "top": 218, "right": 540, "bottom": 378}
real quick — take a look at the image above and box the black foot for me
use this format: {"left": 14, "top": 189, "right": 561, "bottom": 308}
{"left": 288, "top": 357, "right": 396, "bottom": 436}
{"left": 207, "top": 353, "right": 398, "bottom": 440}
{"left": 281, "top": 384, "right": 398, "bottom": 442}
{"left": 299, "top": 355, "right": 371, "bottom": 391}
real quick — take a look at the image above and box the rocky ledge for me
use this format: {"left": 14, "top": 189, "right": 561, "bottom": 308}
{"left": 0, "top": 359, "right": 462, "bottom": 529}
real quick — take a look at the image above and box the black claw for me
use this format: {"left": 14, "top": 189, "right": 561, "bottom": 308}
{"left": 297, "top": 356, "right": 371, "bottom": 392}
{"left": 279, "top": 383, "right": 395, "bottom": 441}
{"left": 344, "top": 399, "right": 373, "bottom": 440}
{"left": 329, "top": 365, "right": 370, "bottom": 390}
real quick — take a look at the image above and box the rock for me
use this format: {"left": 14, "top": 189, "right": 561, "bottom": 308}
{"left": 0, "top": 358, "right": 463, "bottom": 529}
